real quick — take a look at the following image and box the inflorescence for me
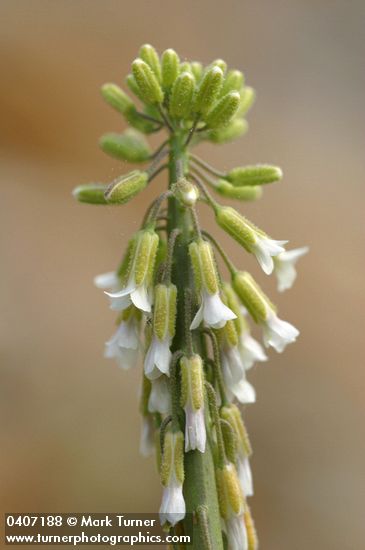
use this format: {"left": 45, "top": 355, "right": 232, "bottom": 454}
{"left": 73, "top": 44, "right": 308, "bottom": 550}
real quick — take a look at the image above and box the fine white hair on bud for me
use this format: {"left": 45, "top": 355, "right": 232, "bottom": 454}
{"left": 159, "top": 431, "right": 185, "bottom": 526}
{"left": 273, "top": 246, "right": 309, "bottom": 292}
{"left": 233, "top": 271, "right": 299, "bottom": 353}
{"left": 180, "top": 355, "right": 206, "bottom": 453}
{"left": 189, "top": 239, "right": 236, "bottom": 329}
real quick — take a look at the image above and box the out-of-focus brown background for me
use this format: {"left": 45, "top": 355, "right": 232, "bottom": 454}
{"left": 1, "top": 1, "right": 364, "bottom": 548}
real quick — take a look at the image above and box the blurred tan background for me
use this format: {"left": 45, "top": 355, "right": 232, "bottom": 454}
{"left": 1, "top": 1, "right": 365, "bottom": 548}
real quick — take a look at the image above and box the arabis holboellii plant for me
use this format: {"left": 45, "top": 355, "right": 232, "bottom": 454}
{"left": 73, "top": 44, "right": 308, "bottom": 549}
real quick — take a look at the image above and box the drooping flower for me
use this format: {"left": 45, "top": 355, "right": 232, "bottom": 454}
{"left": 233, "top": 271, "right": 299, "bottom": 353}
{"left": 105, "top": 229, "right": 159, "bottom": 313}
{"left": 273, "top": 246, "right": 309, "bottom": 292}
{"left": 180, "top": 355, "right": 206, "bottom": 453}
{"left": 144, "top": 284, "right": 177, "bottom": 380}
{"left": 148, "top": 375, "right": 171, "bottom": 414}
{"left": 104, "top": 306, "right": 140, "bottom": 369}
{"left": 159, "top": 431, "right": 186, "bottom": 526}
{"left": 189, "top": 239, "right": 236, "bottom": 329}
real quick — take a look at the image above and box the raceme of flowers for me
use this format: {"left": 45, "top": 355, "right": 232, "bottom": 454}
{"left": 73, "top": 44, "right": 308, "bottom": 550}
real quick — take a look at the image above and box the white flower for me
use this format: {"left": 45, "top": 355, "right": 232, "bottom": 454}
{"left": 190, "top": 289, "right": 236, "bottom": 330}
{"left": 106, "top": 271, "right": 152, "bottom": 313}
{"left": 262, "top": 309, "right": 299, "bottom": 353}
{"left": 148, "top": 376, "right": 171, "bottom": 414}
{"left": 144, "top": 335, "right": 172, "bottom": 380}
{"left": 184, "top": 406, "right": 206, "bottom": 453}
{"left": 104, "top": 317, "right": 139, "bottom": 369}
{"left": 274, "top": 246, "right": 309, "bottom": 292}
{"left": 237, "top": 456, "right": 253, "bottom": 498}
{"left": 226, "top": 515, "right": 248, "bottom": 550}
{"left": 251, "top": 236, "right": 288, "bottom": 275}
{"left": 159, "top": 478, "right": 186, "bottom": 527}
{"left": 94, "top": 271, "right": 120, "bottom": 290}
{"left": 139, "top": 415, "right": 155, "bottom": 457}
{"left": 239, "top": 331, "right": 267, "bottom": 370}
{"left": 222, "top": 348, "right": 256, "bottom": 404}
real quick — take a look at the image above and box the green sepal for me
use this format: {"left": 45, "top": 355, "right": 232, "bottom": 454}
{"left": 221, "top": 69, "right": 244, "bottom": 96}
{"left": 169, "top": 71, "right": 195, "bottom": 119}
{"left": 104, "top": 170, "right": 148, "bottom": 204}
{"left": 99, "top": 129, "right": 151, "bottom": 163}
{"left": 226, "top": 165, "right": 283, "bottom": 186}
{"left": 132, "top": 58, "right": 164, "bottom": 105}
{"left": 161, "top": 48, "right": 180, "bottom": 90}
{"left": 72, "top": 183, "right": 108, "bottom": 204}
{"left": 204, "top": 91, "right": 240, "bottom": 129}
{"left": 101, "top": 83, "right": 135, "bottom": 115}
{"left": 215, "top": 180, "right": 263, "bottom": 201}
{"left": 194, "top": 66, "right": 224, "bottom": 115}
{"left": 139, "top": 44, "right": 161, "bottom": 82}
{"left": 237, "top": 86, "right": 256, "bottom": 116}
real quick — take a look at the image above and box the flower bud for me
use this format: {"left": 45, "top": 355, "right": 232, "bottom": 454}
{"left": 126, "top": 73, "right": 145, "bottom": 101}
{"left": 205, "top": 91, "right": 240, "bottom": 128}
{"left": 72, "top": 183, "right": 108, "bottom": 204}
{"left": 226, "top": 164, "right": 283, "bottom": 186}
{"left": 215, "top": 180, "right": 262, "bottom": 201}
{"left": 221, "top": 404, "right": 252, "bottom": 458}
{"left": 101, "top": 83, "right": 135, "bottom": 115}
{"left": 169, "top": 72, "right": 195, "bottom": 119}
{"left": 221, "top": 69, "right": 244, "bottom": 95}
{"left": 139, "top": 43, "right": 161, "bottom": 82}
{"left": 194, "top": 66, "right": 224, "bottom": 115}
{"left": 132, "top": 58, "right": 164, "bottom": 104}
{"left": 220, "top": 418, "right": 238, "bottom": 464}
{"left": 179, "top": 61, "right": 192, "bottom": 74}
{"left": 172, "top": 178, "right": 199, "bottom": 207}
{"left": 210, "top": 58, "right": 227, "bottom": 75}
{"left": 104, "top": 170, "right": 148, "bottom": 204}
{"left": 161, "top": 48, "right": 180, "bottom": 90}
{"left": 215, "top": 205, "right": 287, "bottom": 274}
{"left": 180, "top": 354, "right": 206, "bottom": 452}
{"left": 216, "top": 463, "right": 244, "bottom": 519}
{"left": 237, "top": 86, "right": 256, "bottom": 116}
{"left": 191, "top": 61, "right": 203, "bottom": 82}
{"left": 159, "top": 431, "right": 185, "bottom": 526}
{"left": 99, "top": 129, "right": 151, "bottom": 163}
{"left": 208, "top": 118, "right": 248, "bottom": 143}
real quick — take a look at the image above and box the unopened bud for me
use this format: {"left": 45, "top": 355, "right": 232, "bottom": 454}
{"left": 216, "top": 463, "right": 244, "bottom": 519}
{"left": 104, "top": 170, "right": 148, "bottom": 205}
{"left": 172, "top": 178, "right": 199, "bottom": 207}
{"left": 215, "top": 180, "right": 262, "bottom": 201}
{"left": 132, "top": 58, "right": 164, "bottom": 104}
{"left": 215, "top": 206, "right": 257, "bottom": 251}
{"left": 180, "top": 355, "right": 204, "bottom": 411}
{"left": 169, "top": 72, "right": 195, "bottom": 118}
{"left": 221, "top": 404, "right": 252, "bottom": 458}
{"left": 161, "top": 48, "right": 180, "bottom": 90}
{"left": 99, "top": 129, "right": 151, "bottom": 163}
{"left": 189, "top": 239, "right": 219, "bottom": 295}
{"left": 72, "top": 183, "right": 108, "bottom": 204}
{"left": 220, "top": 418, "right": 238, "bottom": 463}
{"left": 205, "top": 91, "right": 240, "bottom": 128}
{"left": 153, "top": 284, "right": 177, "bottom": 341}
{"left": 221, "top": 69, "right": 244, "bottom": 95}
{"left": 101, "top": 83, "right": 135, "bottom": 115}
{"left": 191, "top": 61, "right": 203, "bottom": 82}
{"left": 179, "top": 61, "right": 192, "bottom": 74}
{"left": 139, "top": 44, "right": 161, "bottom": 82}
{"left": 194, "top": 66, "right": 224, "bottom": 115}
{"left": 232, "top": 271, "right": 273, "bottom": 324}
{"left": 237, "top": 86, "right": 256, "bottom": 116}
{"left": 210, "top": 59, "right": 227, "bottom": 75}
{"left": 208, "top": 118, "right": 248, "bottom": 143}
{"left": 226, "top": 164, "right": 283, "bottom": 186}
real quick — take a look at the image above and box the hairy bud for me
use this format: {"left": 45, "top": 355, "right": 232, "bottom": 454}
{"left": 99, "top": 129, "right": 151, "bottom": 163}
{"left": 172, "top": 178, "right": 199, "bottom": 207}
{"left": 139, "top": 44, "right": 161, "bottom": 82}
{"left": 205, "top": 91, "right": 241, "bottom": 129}
{"left": 72, "top": 183, "right": 108, "bottom": 204}
{"left": 215, "top": 180, "right": 262, "bottom": 201}
{"left": 226, "top": 164, "right": 283, "bottom": 186}
{"left": 194, "top": 66, "right": 224, "bottom": 115}
{"left": 169, "top": 71, "right": 195, "bottom": 119}
{"left": 132, "top": 58, "right": 164, "bottom": 104}
{"left": 161, "top": 48, "right": 180, "bottom": 90}
{"left": 104, "top": 170, "right": 148, "bottom": 205}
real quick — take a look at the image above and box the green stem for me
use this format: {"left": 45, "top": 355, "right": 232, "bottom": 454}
{"left": 168, "top": 133, "right": 224, "bottom": 550}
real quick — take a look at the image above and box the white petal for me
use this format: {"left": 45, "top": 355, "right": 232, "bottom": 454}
{"left": 184, "top": 406, "right": 206, "bottom": 453}
{"left": 252, "top": 236, "right": 287, "bottom": 275}
{"left": 112, "top": 319, "right": 139, "bottom": 350}
{"left": 108, "top": 294, "right": 132, "bottom": 311}
{"left": 94, "top": 271, "right": 119, "bottom": 290}
{"left": 222, "top": 348, "right": 245, "bottom": 388}
{"left": 131, "top": 284, "right": 152, "bottom": 313}
{"left": 274, "top": 246, "right": 309, "bottom": 292}
{"left": 148, "top": 376, "right": 171, "bottom": 414}
{"left": 226, "top": 515, "right": 248, "bottom": 550}
{"left": 203, "top": 291, "right": 236, "bottom": 329}
{"left": 238, "top": 456, "right": 254, "bottom": 497}
{"left": 190, "top": 301, "right": 204, "bottom": 330}
{"left": 159, "top": 480, "right": 186, "bottom": 526}
{"left": 231, "top": 379, "right": 256, "bottom": 404}
{"left": 104, "top": 343, "right": 138, "bottom": 370}
{"left": 139, "top": 416, "right": 155, "bottom": 457}
{"left": 144, "top": 337, "right": 172, "bottom": 380}
{"left": 239, "top": 332, "right": 268, "bottom": 370}
{"left": 105, "top": 280, "right": 136, "bottom": 299}
{"left": 262, "top": 310, "right": 299, "bottom": 353}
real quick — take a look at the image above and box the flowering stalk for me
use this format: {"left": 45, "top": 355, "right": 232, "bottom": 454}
{"left": 73, "top": 44, "right": 308, "bottom": 549}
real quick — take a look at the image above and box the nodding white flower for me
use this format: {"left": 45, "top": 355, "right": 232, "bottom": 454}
{"left": 189, "top": 239, "right": 236, "bottom": 330}
{"left": 144, "top": 284, "right": 177, "bottom": 380}
{"left": 226, "top": 515, "right": 248, "bottom": 550}
{"left": 274, "top": 246, "right": 309, "bottom": 292}
{"left": 94, "top": 271, "right": 120, "bottom": 290}
{"left": 105, "top": 230, "right": 159, "bottom": 313}
{"left": 139, "top": 415, "right": 155, "bottom": 457}
{"left": 233, "top": 271, "right": 299, "bottom": 353}
{"left": 180, "top": 355, "right": 206, "bottom": 453}
{"left": 148, "top": 376, "right": 171, "bottom": 414}
{"left": 216, "top": 463, "right": 247, "bottom": 550}
{"left": 215, "top": 205, "right": 287, "bottom": 275}
{"left": 104, "top": 308, "right": 140, "bottom": 369}
{"left": 239, "top": 331, "right": 267, "bottom": 370}
{"left": 159, "top": 431, "right": 185, "bottom": 527}
{"left": 237, "top": 456, "right": 253, "bottom": 498}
